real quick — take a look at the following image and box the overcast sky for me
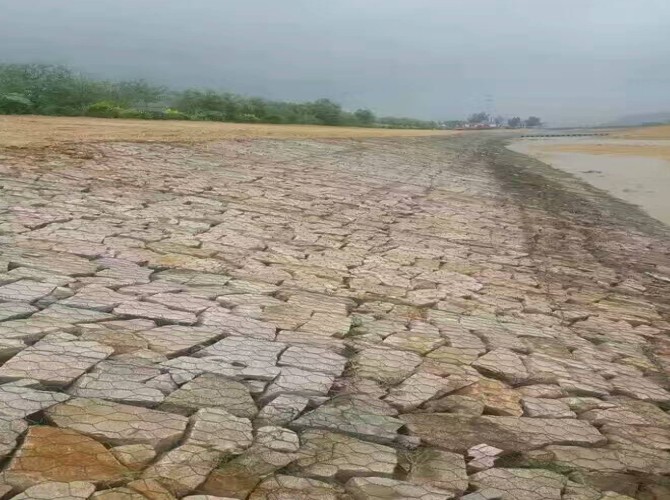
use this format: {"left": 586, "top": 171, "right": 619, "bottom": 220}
{"left": 1, "top": 0, "right": 669, "bottom": 125}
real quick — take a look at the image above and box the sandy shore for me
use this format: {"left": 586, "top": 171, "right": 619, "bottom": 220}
{"left": 509, "top": 137, "right": 670, "bottom": 226}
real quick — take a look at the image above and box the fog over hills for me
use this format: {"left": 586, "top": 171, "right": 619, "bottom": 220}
{"left": 1, "top": 0, "right": 669, "bottom": 125}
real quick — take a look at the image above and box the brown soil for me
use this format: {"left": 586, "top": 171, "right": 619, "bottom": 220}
{"left": 0, "top": 115, "right": 458, "bottom": 149}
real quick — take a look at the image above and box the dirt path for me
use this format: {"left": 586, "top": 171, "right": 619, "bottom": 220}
{"left": 0, "top": 134, "right": 668, "bottom": 498}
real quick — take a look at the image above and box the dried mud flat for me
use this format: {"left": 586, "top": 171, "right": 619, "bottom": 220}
{"left": 0, "top": 127, "right": 669, "bottom": 499}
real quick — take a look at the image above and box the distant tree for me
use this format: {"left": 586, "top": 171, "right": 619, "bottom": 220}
{"left": 442, "top": 120, "right": 465, "bottom": 129}
{"left": 0, "top": 92, "right": 33, "bottom": 114}
{"left": 467, "top": 112, "right": 489, "bottom": 124}
{"left": 115, "top": 79, "right": 166, "bottom": 107}
{"left": 44, "top": 77, "right": 110, "bottom": 115}
{"left": 525, "top": 116, "right": 542, "bottom": 127}
{"left": 494, "top": 115, "right": 504, "bottom": 126}
{"left": 378, "top": 116, "right": 437, "bottom": 129}
{"left": 310, "top": 98, "right": 342, "bottom": 125}
{"left": 354, "top": 108, "right": 375, "bottom": 125}
{"left": 0, "top": 64, "right": 84, "bottom": 114}
{"left": 507, "top": 117, "right": 522, "bottom": 128}
{"left": 244, "top": 97, "right": 268, "bottom": 120}
{"left": 0, "top": 62, "right": 437, "bottom": 129}
{"left": 0, "top": 64, "right": 163, "bottom": 115}
{"left": 173, "top": 90, "right": 226, "bottom": 116}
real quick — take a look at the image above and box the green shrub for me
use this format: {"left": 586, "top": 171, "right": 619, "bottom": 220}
{"left": 118, "top": 108, "right": 146, "bottom": 119}
{"left": 163, "top": 108, "right": 190, "bottom": 120}
{"left": 137, "top": 110, "right": 165, "bottom": 120}
{"left": 191, "top": 110, "right": 226, "bottom": 121}
{"left": 87, "top": 101, "right": 123, "bottom": 118}
{"left": 265, "top": 114, "right": 282, "bottom": 124}
{"left": 0, "top": 92, "right": 33, "bottom": 114}
{"left": 238, "top": 113, "right": 261, "bottom": 123}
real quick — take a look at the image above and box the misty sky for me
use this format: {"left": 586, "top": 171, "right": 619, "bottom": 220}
{"left": 1, "top": 0, "right": 669, "bottom": 125}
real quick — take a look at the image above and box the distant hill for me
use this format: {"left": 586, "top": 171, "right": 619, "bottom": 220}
{"left": 604, "top": 112, "right": 670, "bottom": 127}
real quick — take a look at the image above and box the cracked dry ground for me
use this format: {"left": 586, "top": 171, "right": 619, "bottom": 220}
{"left": 0, "top": 134, "right": 669, "bottom": 500}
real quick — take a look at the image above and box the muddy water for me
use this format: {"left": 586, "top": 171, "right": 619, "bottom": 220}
{"left": 509, "top": 139, "right": 670, "bottom": 226}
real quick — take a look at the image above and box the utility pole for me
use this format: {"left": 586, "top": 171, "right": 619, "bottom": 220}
{"left": 484, "top": 94, "right": 495, "bottom": 125}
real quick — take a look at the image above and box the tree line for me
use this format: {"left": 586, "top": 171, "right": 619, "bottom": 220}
{"left": 466, "top": 112, "right": 542, "bottom": 128}
{"left": 0, "top": 63, "right": 441, "bottom": 129}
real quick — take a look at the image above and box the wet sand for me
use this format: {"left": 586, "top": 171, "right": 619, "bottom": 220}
{"left": 509, "top": 138, "right": 670, "bottom": 226}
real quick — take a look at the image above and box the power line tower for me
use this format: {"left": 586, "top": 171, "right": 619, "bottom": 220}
{"left": 484, "top": 94, "right": 495, "bottom": 124}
